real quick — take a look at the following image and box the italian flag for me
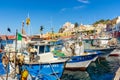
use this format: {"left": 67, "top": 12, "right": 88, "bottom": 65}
{"left": 17, "top": 33, "right": 27, "bottom": 41}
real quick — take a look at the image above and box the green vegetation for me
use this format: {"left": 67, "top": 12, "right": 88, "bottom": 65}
{"left": 59, "top": 27, "right": 65, "bottom": 33}
{"left": 74, "top": 22, "right": 79, "bottom": 28}
{"left": 40, "top": 25, "right": 44, "bottom": 35}
{"left": 93, "top": 19, "right": 110, "bottom": 25}
{"left": 93, "top": 19, "right": 111, "bottom": 27}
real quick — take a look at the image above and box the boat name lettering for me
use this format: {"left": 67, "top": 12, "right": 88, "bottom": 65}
{"left": 44, "top": 64, "right": 59, "bottom": 68}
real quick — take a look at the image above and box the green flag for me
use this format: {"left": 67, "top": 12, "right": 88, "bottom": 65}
{"left": 17, "top": 33, "right": 22, "bottom": 40}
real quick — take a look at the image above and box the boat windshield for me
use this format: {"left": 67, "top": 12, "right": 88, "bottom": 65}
{"left": 39, "top": 45, "right": 50, "bottom": 54}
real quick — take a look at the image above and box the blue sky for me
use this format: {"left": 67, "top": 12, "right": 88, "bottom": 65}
{"left": 0, "top": 0, "right": 120, "bottom": 35}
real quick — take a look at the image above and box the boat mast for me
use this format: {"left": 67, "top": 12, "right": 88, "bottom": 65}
{"left": 26, "top": 13, "right": 31, "bottom": 36}
{"left": 14, "top": 29, "right": 18, "bottom": 74}
{"left": 21, "top": 21, "right": 24, "bottom": 52}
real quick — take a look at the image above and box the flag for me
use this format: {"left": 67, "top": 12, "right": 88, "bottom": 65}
{"left": 17, "top": 33, "right": 22, "bottom": 40}
{"left": 17, "top": 33, "right": 28, "bottom": 41}
{"left": 26, "top": 18, "right": 30, "bottom": 26}
{"left": 26, "top": 13, "right": 30, "bottom": 26}
{"left": 7, "top": 28, "right": 11, "bottom": 32}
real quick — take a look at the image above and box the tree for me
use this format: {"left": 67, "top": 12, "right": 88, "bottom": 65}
{"left": 93, "top": 19, "right": 111, "bottom": 27}
{"left": 40, "top": 26, "right": 44, "bottom": 35}
{"left": 59, "top": 28, "right": 64, "bottom": 33}
{"left": 74, "top": 22, "right": 79, "bottom": 28}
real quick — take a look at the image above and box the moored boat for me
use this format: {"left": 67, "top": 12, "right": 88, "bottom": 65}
{"left": 83, "top": 37, "right": 116, "bottom": 57}
{"left": 22, "top": 41, "right": 68, "bottom": 80}
{"left": 53, "top": 38, "right": 98, "bottom": 71}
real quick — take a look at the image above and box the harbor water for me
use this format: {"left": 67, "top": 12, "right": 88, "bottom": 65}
{"left": 61, "top": 56, "right": 120, "bottom": 80}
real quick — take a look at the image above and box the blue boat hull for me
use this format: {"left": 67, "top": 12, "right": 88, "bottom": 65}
{"left": 22, "top": 62, "right": 65, "bottom": 80}
{"left": 68, "top": 54, "right": 97, "bottom": 63}
{"left": 85, "top": 48, "right": 115, "bottom": 56}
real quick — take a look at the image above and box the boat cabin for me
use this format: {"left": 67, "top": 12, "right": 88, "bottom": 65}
{"left": 28, "top": 41, "right": 54, "bottom": 55}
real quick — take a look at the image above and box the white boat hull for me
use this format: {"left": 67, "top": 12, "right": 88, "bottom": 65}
{"left": 65, "top": 56, "right": 98, "bottom": 71}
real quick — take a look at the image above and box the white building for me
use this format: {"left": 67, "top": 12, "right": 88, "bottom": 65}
{"left": 114, "top": 16, "right": 120, "bottom": 31}
{"left": 62, "top": 22, "right": 74, "bottom": 32}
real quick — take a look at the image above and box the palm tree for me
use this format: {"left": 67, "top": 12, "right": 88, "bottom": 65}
{"left": 51, "top": 28, "right": 54, "bottom": 39}
{"left": 74, "top": 22, "right": 79, "bottom": 28}
{"left": 59, "top": 28, "right": 64, "bottom": 33}
{"left": 40, "top": 25, "right": 44, "bottom": 36}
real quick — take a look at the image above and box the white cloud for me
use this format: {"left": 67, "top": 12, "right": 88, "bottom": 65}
{"left": 78, "top": 0, "right": 89, "bottom": 4}
{"left": 60, "top": 8, "right": 67, "bottom": 12}
{"left": 73, "top": 5, "right": 85, "bottom": 9}
{"left": 60, "top": 5, "right": 85, "bottom": 13}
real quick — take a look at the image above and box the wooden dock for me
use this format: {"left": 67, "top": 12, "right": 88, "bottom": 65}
{"left": 114, "top": 67, "right": 120, "bottom": 80}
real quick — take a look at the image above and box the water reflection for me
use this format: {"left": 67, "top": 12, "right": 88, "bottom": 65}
{"left": 61, "top": 56, "right": 120, "bottom": 80}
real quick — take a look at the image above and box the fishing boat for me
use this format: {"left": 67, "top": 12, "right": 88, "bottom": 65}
{"left": 83, "top": 37, "right": 116, "bottom": 57}
{"left": 52, "top": 37, "right": 98, "bottom": 71}
{"left": 22, "top": 41, "right": 68, "bottom": 80}
{"left": 0, "top": 38, "right": 67, "bottom": 80}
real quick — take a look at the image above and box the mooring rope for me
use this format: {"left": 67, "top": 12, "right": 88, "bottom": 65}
{"left": 9, "top": 62, "right": 15, "bottom": 69}
{"left": 49, "top": 63, "right": 60, "bottom": 80}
